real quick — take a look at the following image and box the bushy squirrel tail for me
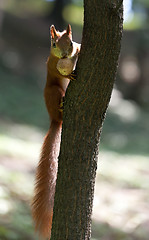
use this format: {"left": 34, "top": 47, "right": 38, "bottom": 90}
{"left": 32, "top": 121, "right": 62, "bottom": 239}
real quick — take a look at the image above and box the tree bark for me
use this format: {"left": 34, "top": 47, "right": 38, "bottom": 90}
{"left": 51, "top": 0, "right": 123, "bottom": 239}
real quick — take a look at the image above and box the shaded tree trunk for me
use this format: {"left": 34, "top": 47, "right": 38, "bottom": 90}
{"left": 51, "top": 0, "right": 123, "bottom": 239}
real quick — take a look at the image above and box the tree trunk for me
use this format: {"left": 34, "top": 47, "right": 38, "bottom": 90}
{"left": 51, "top": 0, "right": 123, "bottom": 239}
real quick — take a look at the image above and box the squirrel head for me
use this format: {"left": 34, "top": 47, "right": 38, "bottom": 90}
{"left": 50, "top": 24, "right": 73, "bottom": 59}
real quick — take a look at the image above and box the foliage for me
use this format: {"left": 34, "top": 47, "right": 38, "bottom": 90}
{"left": 1, "top": 0, "right": 53, "bottom": 17}
{"left": 124, "top": 0, "right": 149, "bottom": 29}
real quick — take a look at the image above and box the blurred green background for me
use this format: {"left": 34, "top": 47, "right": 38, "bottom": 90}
{"left": 0, "top": 0, "right": 149, "bottom": 239}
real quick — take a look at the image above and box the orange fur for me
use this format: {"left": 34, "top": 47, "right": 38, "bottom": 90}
{"left": 32, "top": 25, "right": 80, "bottom": 239}
{"left": 32, "top": 121, "right": 62, "bottom": 238}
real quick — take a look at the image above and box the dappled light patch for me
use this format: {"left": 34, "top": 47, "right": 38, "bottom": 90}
{"left": 101, "top": 89, "right": 149, "bottom": 155}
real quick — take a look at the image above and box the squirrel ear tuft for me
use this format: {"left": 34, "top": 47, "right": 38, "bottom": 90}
{"left": 50, "top": 25, "right": 57, "bottom": 39}
{"left": 66, "top": 24, "right": 72, "bottom": 37}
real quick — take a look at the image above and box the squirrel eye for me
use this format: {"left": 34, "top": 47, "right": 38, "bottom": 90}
{"left": 53, "top": 42, "right": 56, "bottom": 48}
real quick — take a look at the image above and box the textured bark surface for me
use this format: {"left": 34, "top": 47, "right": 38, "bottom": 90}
{"left": 51, "top": 0, "right": 123, "bottom": 239}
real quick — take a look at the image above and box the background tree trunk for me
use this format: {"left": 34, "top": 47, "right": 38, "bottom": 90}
{"left": 51, "top": 0, "right": 123, "bottom": 239}
{"left": 49, "top": 0, "right": 70, "bottom": 30}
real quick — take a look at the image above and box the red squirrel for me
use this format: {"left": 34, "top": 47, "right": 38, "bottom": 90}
{"left": 32, "top": 24, "right": 80, "bottom": 239}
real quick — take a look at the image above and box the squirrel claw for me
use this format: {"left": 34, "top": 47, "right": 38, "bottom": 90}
{"left": 68, "top": 70, "right": 77, "bottom": 81}
{"left": 59, "top": 97, "right": 65, "bottom": 112}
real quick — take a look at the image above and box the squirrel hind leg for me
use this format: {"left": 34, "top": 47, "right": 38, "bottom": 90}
{"left": 44, "top": 85, "right": 64, "bottom": 122}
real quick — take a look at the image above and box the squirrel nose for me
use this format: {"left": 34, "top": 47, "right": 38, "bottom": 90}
{"left": 62, "top": 54, "right": 67, "bottom": 59}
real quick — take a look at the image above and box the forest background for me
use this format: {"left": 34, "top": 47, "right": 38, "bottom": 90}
{"left": 0, "top": 0, "right": 149, "bottom": 239}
